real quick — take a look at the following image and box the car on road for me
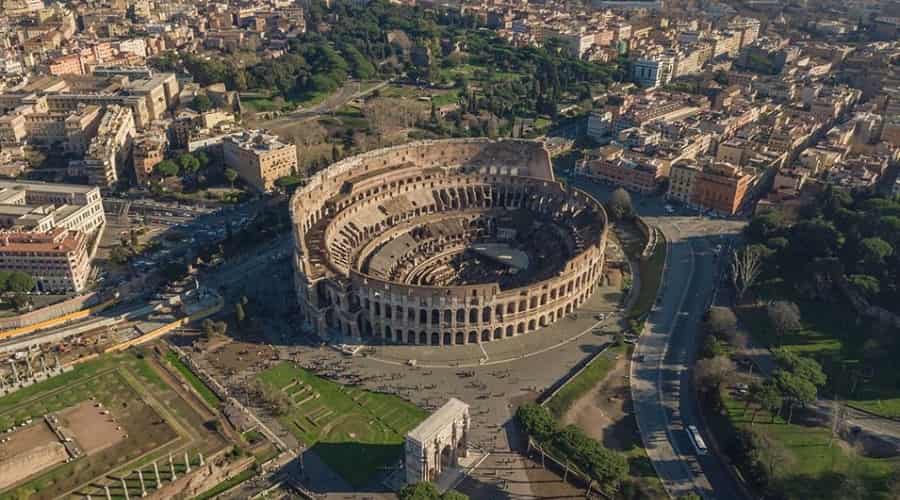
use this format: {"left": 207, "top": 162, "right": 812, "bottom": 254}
{"left": 664, "top": 204, "right": 675, "bottom": 214}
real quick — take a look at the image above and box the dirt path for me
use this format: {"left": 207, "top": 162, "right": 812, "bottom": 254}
{"left": 561, "top": 353, "right": 637, "bottom": 451}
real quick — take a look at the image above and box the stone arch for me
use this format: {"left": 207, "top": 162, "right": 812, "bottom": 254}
{"left": 469, "top": 309, "right": 478, "bottom": 324}
{"left": 444, "top": 332, "right": 452, "bottom": 345}
{"left": 431, "top": 332, "right": 440, "bottom": 345}
{"left": 493, "top": 328, "right": 502, "bottom": 340}
{"left": 482, "top": 307, "right": 491, "bottom": 323}
{"left": 419, "top": 331, "right": 427, "bottom": 344}
{"left": 506, "top": 325, "right": 514, "bottom": 337}
{"left": 517, "top": 322, "right": 525, "bottom": 334}
{"left": 481, "top": 330, "right": 490, "bottom": 342}
{"left": 443, "top": 309, "right": 452, "bottom": 323}
{"left": 456, "top": 309, "right": 465, "bottom": 323}
{"left": 455, "top": 332, "right": 464, "bottom": 345}
{"left": 528, "top": 319, "right": 536, "bottom": 331}
{"left": 468, "top": 331, "right": 478, "bottom": 343}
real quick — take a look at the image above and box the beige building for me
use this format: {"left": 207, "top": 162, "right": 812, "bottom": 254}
{"left": 0, "top": 228, "right": 91, "bottom": 293}
{"left": 223, "top": 131, "right": 297, "bottom": 191}
{"left": 667, "top": 161, "right": 700, "bottom": 205}
{"left": 68, "top": 105, "right": 136, "bottom": 187}
{"left": 0, "top": 181, "right": 106, "bottom": 237}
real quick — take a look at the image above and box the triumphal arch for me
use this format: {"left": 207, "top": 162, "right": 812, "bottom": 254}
{"left": 405, "top": 398, "right": 470, "bottom": 484}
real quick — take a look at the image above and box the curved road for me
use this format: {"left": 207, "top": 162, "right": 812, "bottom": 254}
{"left": 566, "top": 175, "right": 747, "bottom": 499}
{"left": 631, "top": 215, "right": 745, "bottom": 499}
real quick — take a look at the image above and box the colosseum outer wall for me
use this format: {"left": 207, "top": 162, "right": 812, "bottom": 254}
{"left": 290, "top": 138, "right": 608, "bottom": 347}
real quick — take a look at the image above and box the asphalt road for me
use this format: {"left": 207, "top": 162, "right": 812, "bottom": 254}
{"left": 570, "top": 176, "right": 746, "bottom": 499}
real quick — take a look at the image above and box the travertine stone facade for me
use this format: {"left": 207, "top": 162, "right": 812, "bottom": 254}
{"left": 290, "top": 139, "right": 608, "bottom": 347}
{"left": 405, "top": 398, "right": 469, "bottom": 484}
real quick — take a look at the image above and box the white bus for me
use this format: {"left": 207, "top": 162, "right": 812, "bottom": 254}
{"left": 687, "top": 425, "right": 708, "bottom": 455}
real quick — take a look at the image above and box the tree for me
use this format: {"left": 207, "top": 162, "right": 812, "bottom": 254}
{"left": 607, "top": 188, "right": 633, "bottom": 220}
{"left": 774, "top": 370, "right": 817, "bottom": 424}
{"left": 191, "top": 93, "right": 213, "bottom": 112}
{"left": 179, "top": 153, "right": 201, "bottom": 175}
{"left": 5, "top": 272, "right": 34, "bottom": 294}
{"left": 767, "top": 301, "right": 801, "bottom": 346}
{"left": 195, "top": 151, "right": 210, "bottom": 169}
{"left": 858, "top": 237, "right": 893, "bottom": 268}
{"left": 695, "top": 355, "right": 733, "bottom": 392}
{"left": 773, "top": 348, "right": 826, "bottom": 388}
{"left": 730, "top": 247, "right": 762, "bottom": 302}
{"left": 398, "top": 482, "right": 440, "bottom": 500}
{"left": 440, "top": 491, "right": 468, "bottom": 500}
{"left": 748, "top": 381, "right": 782, "bottom": 424}
{"left": 224, "top": 168, "right": 239, "bottom": 188}
{"left": 155, "top": 160, "right": 180, "bottom": 178}
{"left": 704, "top": 306, "right": 738, "bottom": 342}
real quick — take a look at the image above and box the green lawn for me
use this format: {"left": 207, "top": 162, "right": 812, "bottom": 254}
{"left": 164, "top": 350, "right": 221, "bottom": 409}
{"left": 256, "top": 362, "right": 427, "bottom": 487}
{"left": 712, "top": 390, "right": 900, "bottom": 500}
{"left": 545, "top": 344, "right": 627, "bottom": 418}
{"left": 627, "top": 229, "right": 666, "bottom": 321}
{"left": 737, "top": 297, "right": 900, "bottom": 418}
{"left": 192, "top": 467, "right": 255, "bottom": 500}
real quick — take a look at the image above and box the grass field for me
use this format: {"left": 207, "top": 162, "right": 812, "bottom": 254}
{"left": 545, "top": 344, "right": 627, "bottom": 418}
{"left": 627, "top": 229, "right": 666, "bottom": 321}
{"left": 164, "top": 351, "right": 221, "bottom": 409}
{"left": 192, "top": 467, "right": 255, "bottom": 500}
{"left": 737, "top": 296, "right": 900, "bottom": 418}
{"left": 711, "top": 390, "right": 900, "bottom": 500}
{"left": 257, "top": 362, "right": 427, "bottom": 487}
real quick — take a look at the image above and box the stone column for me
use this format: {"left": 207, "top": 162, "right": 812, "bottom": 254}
{"left": 184, "top": 451, "right": 191, "bottom": 473}
{"left": 121, "top": 478, "right": 130, "bottom": 500}
{"left": 169, "top": 454, "right": 177, "bottom": 481}
{"left": 104, "top": 485, "right": 112, "bottom": 500}
{"left": 198, "top": 452, "right": 204, "bottom": 466}
{"left": 138, "top": 469, "right": 146, "bottom": 497}
{"left": 9, "top": 362, "right": 19, "bottom": 383}
{"left": 153, "top": 462, "right": 161, "bottom": 489}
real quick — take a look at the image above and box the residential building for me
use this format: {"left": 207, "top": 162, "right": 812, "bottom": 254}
{"left": 0, "top": 228, "right": 91, "bottom": 292}
{"left": 691, "top": 161, "right": 755, "bottom": 215}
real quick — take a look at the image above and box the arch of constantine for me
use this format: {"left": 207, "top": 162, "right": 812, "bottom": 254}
{"left": 404, "top": 398, "right": 470, "bottom": 484}
{"left": 289, "top": 138, "right": 609, "bottom": 347}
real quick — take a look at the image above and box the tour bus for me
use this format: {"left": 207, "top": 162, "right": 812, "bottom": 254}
{"left": 687, "top": 425, "right": 708, "bottom": 455}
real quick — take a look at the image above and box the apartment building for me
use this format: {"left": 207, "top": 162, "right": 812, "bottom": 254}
{"left": 577, "top": 144, "right": 664, "bottom": 193}
{"left": 690, "top": 162, "right": 755, "bottom": 215}
{"left": 0, "top": 228, "right": 91, "bottom": 293}
{"left": 667, "top": 161, "right": 701, "bottom": 204}
{"left": 223, "top": 130, "right": 297, "bottom": 191}
{"left": 68, "top": 105, "right": 135, "bottom": 187}
{"left": 0, "top": 180, "right": 106, "bottom": 236}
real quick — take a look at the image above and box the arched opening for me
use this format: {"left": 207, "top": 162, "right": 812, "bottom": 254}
{"left": 444, "top": 332, "right": 452, "bottom": 345}
{"left": 481, "top": 330, "right": 490, "bottom": 342}
{"left": 517, "top": 322, "right": 525, "bottom": 334}
{"left": 443, "top": 309, "right": 452, "bottom": 323}
{"left": 528, "top": 319, "right": 536, "bottom": 331}
{"left": 469, "top": 309, "right": 478, "bottom": 324}
{"left": 431, "top": 309, "right": 440, "bottom": 325}
{"left": 440, "top": 445, "right": 454, "bottom": 471}
{"left": 507, "top": 303, "right": 515, "bottom": 314}
{"left": 468, "top": 331, "right": 478, "bottom": 343}
{"left": 456, "top": 309, "right": 465, "bottom": 323}
{"left": 539, "top": 315, "right": 547, "bottom": 327}
{"left": 506, "top": 325, "right": 514, "bottom": 337}
{"left": 385, "top": 326, "right": 393, "bottom": 342}
{"left": 419, "top": 309, "right": 427, "bottom": 324}
{"left": 419, "top": 331, "right": 427, "bottom": 344}
{"left": 455, "top": 332, "right": 464, "bottom": 345}
{"left": 431, "top": 332, "right": 440, "bottom": 345}
{"left": 493, "top": 328, "right": 502, "bottom": 339}
{"left": 482, "top": 307, "right": 491, "bottom": 323}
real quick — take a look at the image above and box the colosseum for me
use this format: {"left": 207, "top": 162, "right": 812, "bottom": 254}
{"left": 289, "top": 138, "right": 609, "bottom": 347}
